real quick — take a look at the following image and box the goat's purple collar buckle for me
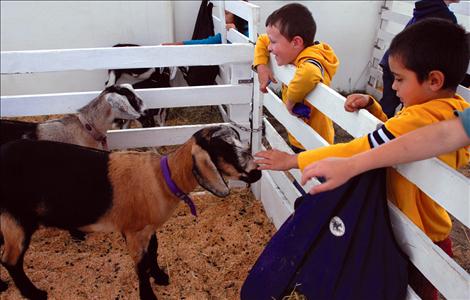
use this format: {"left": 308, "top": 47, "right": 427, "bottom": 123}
{"left": 160, "top": 156, "right": 197, "bottom": 217}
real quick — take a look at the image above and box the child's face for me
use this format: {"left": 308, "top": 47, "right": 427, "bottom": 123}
{"left": 225, "top": 11, "right": 235, "bottom": 24}
{"left": 266, "top": 25, "right": 301, "bottom": 66}
{"left": 389, "top": 55, "right": 434, "bottom": 107}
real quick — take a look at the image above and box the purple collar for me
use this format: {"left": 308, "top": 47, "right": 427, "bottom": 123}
{"left": 160, "top": 156, "right": 197, "bottom": 216}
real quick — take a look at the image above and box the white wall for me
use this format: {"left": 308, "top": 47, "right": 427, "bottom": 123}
{"left": 250, "top": 1, "right": 383, "bottom": 93}
{"left": 1, "top": 1, "right": 173, "bottom": 95}
{"left": 1, "top": 0, "right": 382, "bottom": 95}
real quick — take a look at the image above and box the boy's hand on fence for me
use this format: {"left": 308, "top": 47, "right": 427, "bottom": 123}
{"left": 285, "top": 100, "right": 296, "bottom": 115}
{"left": 254, "top": 149, "right": 298, "bottom": 171}
{"left": 344, "top": 94, "right": 370, "bottom": 112}
{"left": 226, "top": 23, "right": 236, "bottom": 30}
{"left": 257, "top": 64, "right": 277, "bottom": 93}
{"left": 301, "top": 157, "right": 358, "bottom": 194}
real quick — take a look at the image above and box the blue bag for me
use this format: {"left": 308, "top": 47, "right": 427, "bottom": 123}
{"left": 241, "top": 169, "right": 408, "bottom": 300}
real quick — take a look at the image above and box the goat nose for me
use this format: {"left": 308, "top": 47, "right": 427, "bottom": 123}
{"left": 242, "top": 169, "right": 262, "bottom": 183}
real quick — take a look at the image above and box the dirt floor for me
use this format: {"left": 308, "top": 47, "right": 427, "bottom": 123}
{"left": 0, "top": 188, "right": 275, "bottom": 300}
{"left": 1, "top": 106, "right": 469, "bottom": 300}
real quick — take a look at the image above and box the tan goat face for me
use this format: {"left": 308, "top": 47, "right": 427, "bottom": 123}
{"left": 191, "top": 126, "right": 262, "bottom": 197}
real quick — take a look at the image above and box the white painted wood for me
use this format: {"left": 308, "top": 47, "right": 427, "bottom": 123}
{"left": 1, "top": 44, "right": 253, "bottom": 74}
{"left": 263, "top": 118, "right": 319, "bottom": 193}
{"left": 372, "top": 47, "right": 386, "bottom": 64}
{"left": 365, "top": 84, "right": 384, "bottom": 102}
{"left": 227, "top": 28, "right": 250, "bottom": 44}
{"left": 215, "top": 1, "right": 228, "bottom": 44}
{"left": 388, "top": 203, "right": 470, "bottom": 299}
{"left": 394, "top": 158, "right": 470, "bottom": 227}
{"left": 377, "top": 28, "right": 395, "bottom": 46}
{"left": 264, "top": 88, "right": 329, "bottom": 150}
{"left": 381, "top": 10, "right": 410, "bottom": 26}
{"left": 457, "top": 84, "right": 470, "bottom": 102}
{"left": 0, "top": 85, "right": 252, "bottom": 117}
{"left": 405, "top": 286, "right": 420, "bottom": 300}
{"left": 305, "top": 83, "right": 383, "bottom": 138}
{"left": 107, "top": 122, "right": 245, "bottom": 150}
{"left": 260, "top": 172, "right": 293, "bottom": 229}
{"left": 224, "top": 0, "right": 259, "bottom": 43}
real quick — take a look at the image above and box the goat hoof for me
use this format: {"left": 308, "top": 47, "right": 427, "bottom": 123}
{"left": 0, "top": 280, "right": 8, "bottom": 292}
{"left": 139, "top": 290, "right": 158, "bottom": 300}
{"left": 69, "top": 229, "right": 86, "bottom": 242}
{"left": 151, "top": 271, "right": 169, "bottom": 286}
{"left": 24, "top": 288, "right": 47, "bottom": 300}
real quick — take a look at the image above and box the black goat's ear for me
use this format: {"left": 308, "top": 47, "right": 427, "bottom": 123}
{"left": 192, "top": 144, "right": 229, "bottom": 197}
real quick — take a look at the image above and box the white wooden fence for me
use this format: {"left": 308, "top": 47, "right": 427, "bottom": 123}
{"left": 1, "top": 0, "right": 469, "bottom": 299}
{"left": 255, "top": 58, "right": 470, "bottom": 300}
{"left": 366, "top": 0, "right": 470, "bottom": 102}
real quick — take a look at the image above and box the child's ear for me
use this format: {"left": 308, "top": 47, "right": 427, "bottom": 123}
{"left": 291, "top": 36, "right": 304, "bottom": 49}
{"left": 427, "top": 70, "right": 445, "bottom": 91}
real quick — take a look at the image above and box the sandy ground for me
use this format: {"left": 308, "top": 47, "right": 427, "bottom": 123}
{"left": 0, "top": 188, "right": 275, "bottom": 300}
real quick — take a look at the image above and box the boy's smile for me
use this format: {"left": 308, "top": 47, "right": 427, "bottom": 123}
{"left": 266, "top": 25, "right": 302, "bottom": 66}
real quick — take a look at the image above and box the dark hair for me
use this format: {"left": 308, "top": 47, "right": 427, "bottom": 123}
{"left": 388, "top": 18, "right": 469, "bottom": 90}
{"left": 265, "top": 3, "right": 316, "bottom": 47}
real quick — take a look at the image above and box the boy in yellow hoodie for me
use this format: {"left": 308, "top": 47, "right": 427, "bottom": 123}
{"left": 255, "top": 18, "right": 469, "bottom": 300}
{"left": 253, "top": 3, "right": 339, "bottom": 151}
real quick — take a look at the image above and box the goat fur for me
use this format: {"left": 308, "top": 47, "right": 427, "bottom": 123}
{"left": 0, "top": 83, "right": 146, "bottom": 150}
{"left": 0, "top": 125, "right": 261, "bottom": 300}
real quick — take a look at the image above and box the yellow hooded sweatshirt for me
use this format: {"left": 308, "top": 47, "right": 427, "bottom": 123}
{"left": 298, "top": 95, "right": 470, "bottom": 242}
{"left": 253, "top": 34, "right": 340, "bottom": 147}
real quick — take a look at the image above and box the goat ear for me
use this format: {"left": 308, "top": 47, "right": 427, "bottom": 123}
{"left": 192, "top": 144, "right": 229, "bottom": 197}
{"left": 105, "top": 92, "right": 141, "bottom": 119}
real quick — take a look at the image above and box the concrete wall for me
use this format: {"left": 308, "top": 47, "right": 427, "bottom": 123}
{"left": 1, "top": 1, "right": 383, "bottom": 95}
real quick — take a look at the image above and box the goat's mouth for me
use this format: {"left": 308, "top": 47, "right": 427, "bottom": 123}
{"left": 240, "top": 169, "right": 262, "bottom": 183}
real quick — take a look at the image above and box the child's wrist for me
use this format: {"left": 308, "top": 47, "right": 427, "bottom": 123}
{"left": 365, "top": 96, "right": 375, "bottom": 108}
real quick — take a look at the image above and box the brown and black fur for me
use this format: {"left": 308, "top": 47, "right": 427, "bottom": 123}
{"left": 0, "top": 125, "right": 261, "bottom": 300}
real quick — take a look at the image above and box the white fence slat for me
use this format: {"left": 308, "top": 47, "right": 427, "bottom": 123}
{"left": 394, "top": 158, "right": 470, "bottom": 227}
{"left": 457, "top": 85, "right": 470, "bottom": 102}
{"left": 263, "top": 118, "right": 319, "bottom": 193}
{"left": 377, "top": 28, "right": 395, "bottom": 46}
{"left": 224, "top": 0, "right": 259, "bottom": 42}
{"left": 0, "top": 84, "right": 252, "bottom": 117}
{"left": 264, "top": 88, "right": 329, "bottom": 150}
{"left": 388, "top": 203, "right": 470, "bottom": 299}
{"left": 260, "top": 171, "right": 293, "bottom": 229}
{"left": 107, "top": 123, "right": 242, "bottom": 150}
{"left": 227, "top": 28, "right": 250, "bottom": 44}
{"left": 1, "top": 44, "right": 253, "bottom": 74}
{"left": 305, "top": 83, "right": 383, "bottom": 138}
{"left": 381, "top": 10, "right": 410, "bottom": 26}
{"left": 406, "top": 286, "right": 420, "bottom": 300}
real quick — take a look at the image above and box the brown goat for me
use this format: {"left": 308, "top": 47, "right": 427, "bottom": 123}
{"left": 0, "top": 125, "right": 261, "bottom": 300}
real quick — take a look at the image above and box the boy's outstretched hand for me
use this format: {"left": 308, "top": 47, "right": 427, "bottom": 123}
{"left": 256, "top": 64, "right": 277, "bottom": 93}
{"left": 255, "top": 149, "right": 298, "bottom": 171}
{"left": 301, "top": 157, "right": 358, "bottom": 194}
{"left": 344, "top": 93, "right": 371, "bottom": 112}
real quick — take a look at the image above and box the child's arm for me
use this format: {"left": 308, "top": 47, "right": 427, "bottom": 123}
{"left": 301, "top": 115, "right": 470, "bottom": 194}
{"left": 255, "top": 149, "right": 298, "bottom": 170}
{"left": 285, "top": 61, "right": 324, "bottom": 115}
{"left": 253, "top": 34, "right": 277, "bottom": 93}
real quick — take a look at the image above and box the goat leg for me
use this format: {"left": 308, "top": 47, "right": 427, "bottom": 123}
{"left": 0, "top": 278, "right": 8, "bottom": 292}
{"left": 1, "top": 223, "right": 47, "bottom": 300}
{"left": 125, "top": 228, "right": 158, "bottom": 300}
{"left": 68, "top": 229, "right": 87, "bottom": 242}
{"left": 147, "top": 234, "right": 169, "bottom": 285}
